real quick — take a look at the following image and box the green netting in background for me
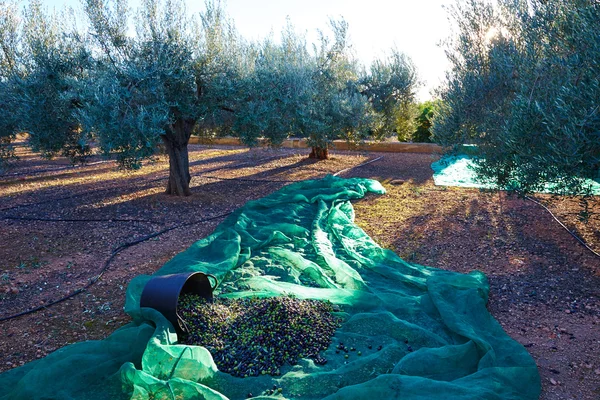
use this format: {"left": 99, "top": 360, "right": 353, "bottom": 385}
{"left": 432, "top": 155, "right": 600, "bottom": 194}
{"left": 0, "top": 176, "right": 541, "bottom": 399}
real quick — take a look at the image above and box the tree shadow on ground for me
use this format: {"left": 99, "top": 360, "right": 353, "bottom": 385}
{"left": 0, "top": 147, "right": 307, "bottom": 211}
{"left": 357, "top": 185, "right": 600, "bottom": 316}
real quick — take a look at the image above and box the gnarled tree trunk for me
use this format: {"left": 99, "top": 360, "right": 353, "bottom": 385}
{"left": 163, "top": 118, "right": 195, "bottom": 196}
{"left": 309, "top": 146, "right": 329, "bottom": 160}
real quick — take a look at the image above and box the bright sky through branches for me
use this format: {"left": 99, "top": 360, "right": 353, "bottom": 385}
{"left": 42, "top": 0, "right": 453, "bottom": 101}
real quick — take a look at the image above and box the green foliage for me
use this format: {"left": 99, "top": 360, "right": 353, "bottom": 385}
{"left": 362, "top": 50, "right": 420, "bottom": 141}
{"left": 231, "top": 19, "right": 417, "bottom": 153}
{"left": 0, "top": 83, "right": 18, "bottom": 170}
{"left": 0, "top": 0, "right": 90, "bottom": 165}
{"left": 304, "top": 19, "right": 370, "bottom": 151}
{"left": 81, "top": 0, "right": 201, "bottom": 168}
{"left": 195, "top": 0, "right": 246, "bottom": 135}
{"left": 394, "top": 100, "right": 419, "bottom": 142}
{"left": 413, "top": 100, "right": 441, "bottom": 143}
{"left": 0, "top": 2, "right": 20, "bottom": 168}
{"left": 434, "top": 0, "right": 600, "bottom": 195}
{"left": 233, "top": 21, "right": 314, "bottom": 147}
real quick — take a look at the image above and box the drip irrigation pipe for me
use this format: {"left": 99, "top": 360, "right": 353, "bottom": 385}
{"left": 2, "top": 215, "right": 162, "bottom": 224}
{"left": 0, "top": 155, "right": 384, "bottom": 322}
{"left": 0, "top": 211, "right": 233, "bottom": 323}
{"left": 523, "top": 194, "right": 600, "bottom": 259}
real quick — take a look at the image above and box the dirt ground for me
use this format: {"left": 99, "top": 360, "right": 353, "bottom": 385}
{"left": 0, "top": 143, "right": 599, "bottom": 400}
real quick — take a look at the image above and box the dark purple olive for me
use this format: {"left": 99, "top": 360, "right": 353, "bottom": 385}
{"left": 178, "top": 294, "right": 341, "bottom": 378}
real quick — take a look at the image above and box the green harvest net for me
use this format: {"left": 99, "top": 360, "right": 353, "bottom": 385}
{"left": 0, "top": 176, "right": 541, "bottom": 400}
{"left": 432, "top": 155, "right": 600, "bottom": 194}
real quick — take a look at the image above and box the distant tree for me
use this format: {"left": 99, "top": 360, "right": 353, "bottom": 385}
{"left": 233, "top": 19, "right": 381, "bottom": 160}
{"left": 394, "top": 101, "right": 419, "bottom": 142}
{"left": 296, "top": 22, "right": 419, "bottom": 159}
{"left": 303, "top": 19, "right": 360, "bottom": 159}
{"left": 329, "top": 79, "right": 378, "bottom": 148}
{"left": 0, "top": 1, "right": 20, "bottom": 167}
{"left": 434, "top": 0, "right": 600, "bottom": 195}
{"left": 361, "top": 50, "right": 420, "bottom": 141}
{"left": 413, "top": 100, "right": 440, "bottom": 143}
{"left": 0, "top": 0, "right": 90, "bottom": 169}
{"left": 232, "top": 21, "right": 314, "bottom": 148}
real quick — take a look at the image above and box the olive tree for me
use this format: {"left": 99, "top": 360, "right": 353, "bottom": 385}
{"left": 81, "top": 0, "right": 241, "bottom": 196}
{"left": 434, "top": 0, "right": 600, "bottom": 195}
{"left": 413, "top": 100, "right": 441, "bottom": 143}
{"left": 0, "top": 1, "right": 20, "bottom": 167}
{"left": 0, "top": 0, "right": 90, "bottom": 169}
{"left": 361, "top": 50, "right": 420, "bottom": 141}
{"left": 233, "top": 19, "right": 367, "bottom": 160}
{"left": 232, "top": 22, "right": 314, "bottom": 148}
{"left": 300, "top": 19, "right": 355, "bottom": 159}
{"left": 231, "top": 19, "right": 382, "bottom": 160}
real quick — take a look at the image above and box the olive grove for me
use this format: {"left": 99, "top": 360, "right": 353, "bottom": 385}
{"left": 0, "top": 0, "right": 420, "bottom": 195}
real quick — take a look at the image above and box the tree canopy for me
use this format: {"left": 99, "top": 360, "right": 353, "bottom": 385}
{"left": 362, "top": 50, "right": 419, "bottom": 141}
{"left": 0, "top": 0, "right": 419, "bottom": 195}
{"left": 434, "top": 0, "right": 600, "bottom": 195}
{"left": 0, "top": 0, "right": 90, "bottom": 165}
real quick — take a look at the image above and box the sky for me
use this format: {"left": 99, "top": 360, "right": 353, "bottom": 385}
{"left": 41, "top": 0, "right": 454, "bottom": 101}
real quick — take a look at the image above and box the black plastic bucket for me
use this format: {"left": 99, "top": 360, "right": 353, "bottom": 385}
{"left": 140, "top": 272, "right": 218, "bottom": 335}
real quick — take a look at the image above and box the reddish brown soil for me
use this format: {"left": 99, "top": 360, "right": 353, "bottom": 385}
{"left": 0, "top": 144, "right": 598, "bottom": 400}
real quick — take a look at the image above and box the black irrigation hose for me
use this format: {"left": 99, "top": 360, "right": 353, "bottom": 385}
{"left": 2, "top": 215, "right": 162, "bottom": 224}
{"left": 523, "top": 194, "right": 600, "bottom": 259}
{"left": 0, "top": 155, "right": 384, "bottom": 322}
{"left": 0, "top": 211, "right": 233, "bottom": 323}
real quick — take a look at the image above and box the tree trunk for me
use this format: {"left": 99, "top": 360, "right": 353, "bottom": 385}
{"left": 309, "top": 146, "right": 329, "bottom": 160}
{"left": 163, "top": 118, "right": 195, "bottom": 196}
